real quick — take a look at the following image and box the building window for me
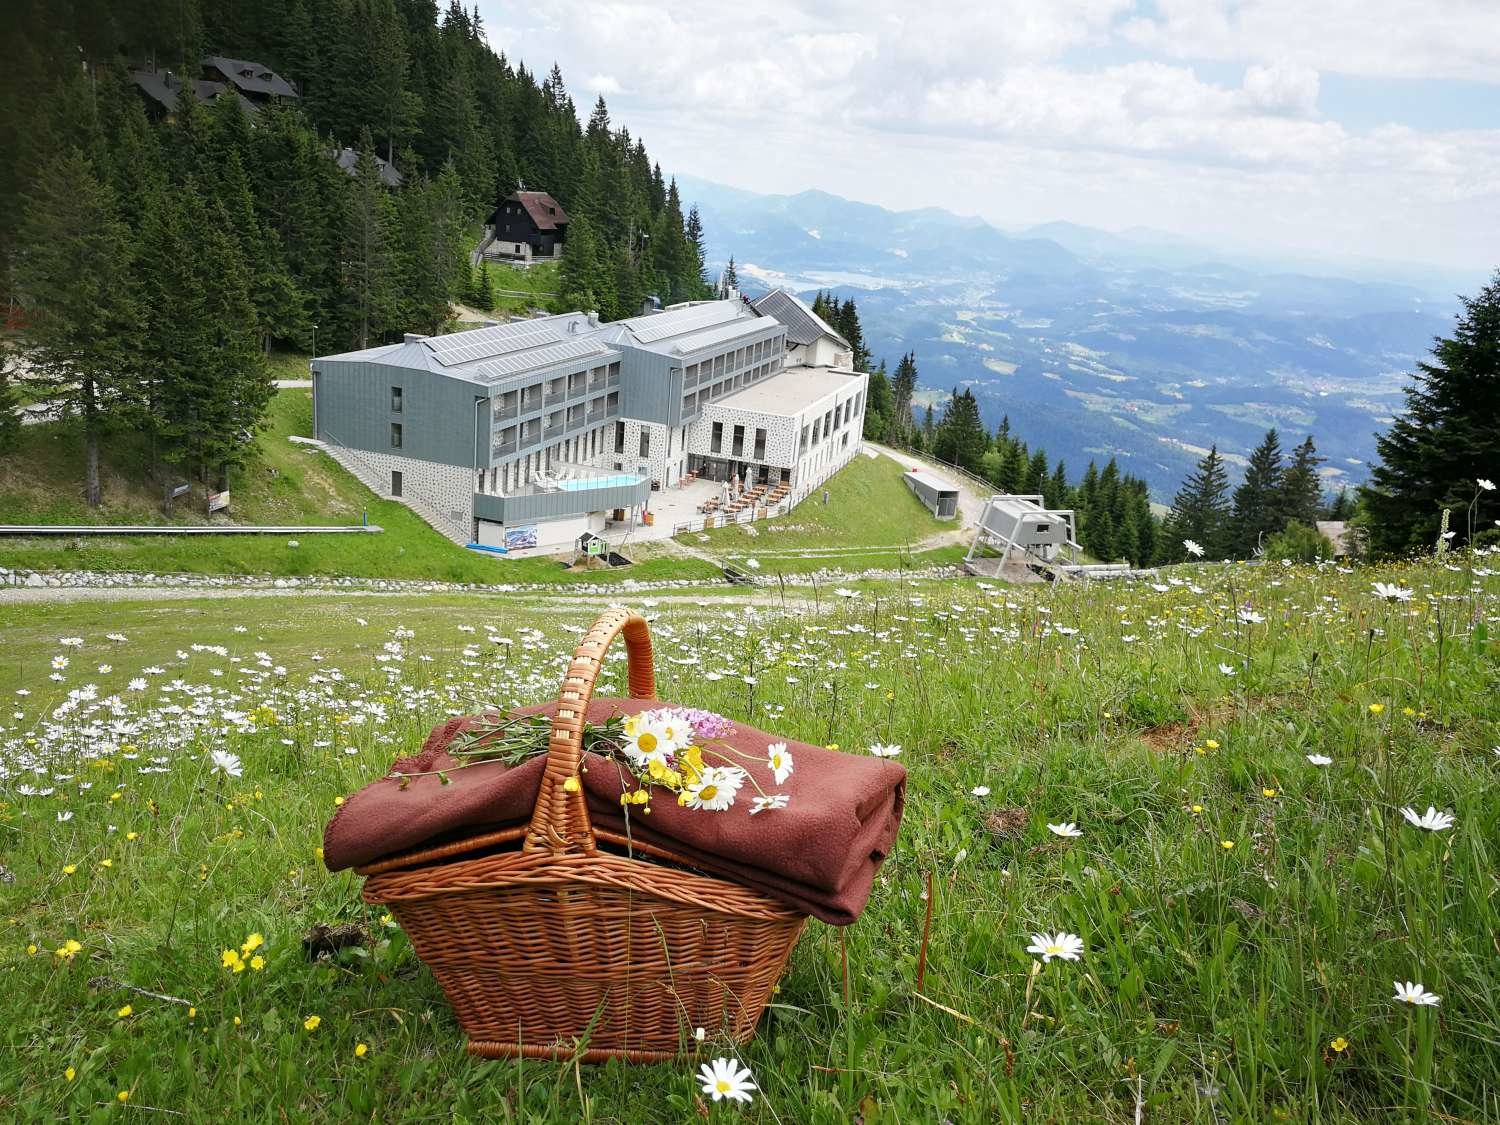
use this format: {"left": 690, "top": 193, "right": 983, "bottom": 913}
{"left": 639, "top": 430, "right": 650, "bottom": 458}
{"left": 614, "top": 421, "right": 625, "bottom": 453}
{"left": 391, "top": 470, "right": 402, "bottom": 496}
{"left": 754, "top": 428, "right": 766, "bottom": 459}
{"left": 731, "top": 425, "right": 744, "bottom": 457}
{"left": 711, "top": 421, "right": 723, "bottom": 453}
{"left": 390, "top": 422, "right": 402, "bottom": 449}
{"left": 390, "top": 386, "right": 403, "bottom": 413}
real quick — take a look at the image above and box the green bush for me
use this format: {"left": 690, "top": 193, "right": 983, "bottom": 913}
{"left": 1263, "top": 520, "right": 1333, "bottom": 562}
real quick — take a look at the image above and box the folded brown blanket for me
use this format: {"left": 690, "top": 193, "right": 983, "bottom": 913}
{"left": 323, "top": 697, "right": 906, "bottom": 925}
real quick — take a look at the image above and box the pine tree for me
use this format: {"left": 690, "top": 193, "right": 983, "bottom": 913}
{"left": 560, "top": 212, "right": 607, "bottom": 312}
{"left": 890, "top": 352, "right": 918, "bottom": 443}
{"left": 1162, "top": 445, "right": 1233, "bottom": 560}
{"left": 1279, "top": 436, "right": 1326, "bottom": 530}
{"left": 343, "top": 135, "right": 400, "bottom": 349}
{"left": 15, "top": 151, "right": 143, "bottom": 506}
{"left": 1362, "top": 272, "right": 1500, "bottom": 554}
{"left": 684, "top": 204, "right": 706, "bottom": 286}
{"left": 933, "top": 388, "right": 988, "bottom": 473}
{"left": 1230, "top": 428, "right": 1285, "bottom": 557}
{"left": 722, "top": 255, "right": 738, "bottom": 293}
{"left": 474, "top": 259, "right": 495, "bottom": 311}
{"left": 920, "top": 402, "right": 935, "bottom": 450}
{"left": 863, "top": 360, "right": 892, "bottom": 440}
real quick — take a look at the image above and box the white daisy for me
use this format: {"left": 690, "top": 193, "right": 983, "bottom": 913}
{"left": 684, "top": 766, "right": 745, "bottom": 811}
{"left": 1477, "top": 478, "right": 1495, "bottom": 491}
{"left": 1392, "top": 981, "right": 1440, "bottom": 1006}
{"left": 1026, "top": 931, "right": 1085, "bottom": 963}
{"left": 1047, "top": 822, "right": 1083, "bottom": 838}
{"left": 1306, "top": 754, "right": 1333, "bottom": 766}
{"left": 868, "top": 743, "right": 902, "bottom": 758}
{"left": 1218, "top": 664, "right": 1237, "bottom": 676}
{"left": 766, "top": 742, "right": 793, "bottom": 784}
{"left": 1400, "top": 806, "right": 1455, "bottom": 831}
{"left": 749, "top": 793, "right": 790, "bottom": 815}
{"left": 698, "top": 1057, "right": 755, "bottom": 1104}
{"left": 1372, "top": 582, "right": 1414, "bottom": 602}
{"left": 209, "top": 749, "right": 243, "bottom": 778}
{"left": 1183, "top": 539, "right": 1205, "bottom": 557}
{"left": 970, "top": 785, "right": 991, "bottom": 797}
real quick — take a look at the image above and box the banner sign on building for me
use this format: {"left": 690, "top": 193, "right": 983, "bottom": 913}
{"left": 504, "top": 525, "right": 537, "bottom": 550}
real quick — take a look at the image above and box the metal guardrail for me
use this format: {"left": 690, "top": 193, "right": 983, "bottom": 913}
{"left": 0, "top": 524, "right": 382, "bottom": 536}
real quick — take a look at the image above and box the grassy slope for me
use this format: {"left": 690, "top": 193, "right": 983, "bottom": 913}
{"left": 681, "top": 452, "right": 960, "bottom": 575}
{"left": 471, "top": 259, "right": 563, "bottom": 318}
{"left": 0, "top": 559, "right": 1496, "bottom": 1120}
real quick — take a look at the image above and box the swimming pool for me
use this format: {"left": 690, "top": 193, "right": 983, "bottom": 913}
{"left": 556, "top": 474, "right": 641, "bottom": 491}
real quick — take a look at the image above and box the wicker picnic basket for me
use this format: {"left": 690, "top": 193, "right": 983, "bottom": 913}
{"left": 358, "top": 607, "right": 809, "bottom": 1062}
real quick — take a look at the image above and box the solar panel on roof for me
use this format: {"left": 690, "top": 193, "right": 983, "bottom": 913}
{"left": 626, "top": 302, "right": 739, "bottom": 344}
{"left": 668, "top": 317, "right": 774, "bottom": 354}
{"left": 423, "top": 323, "right": 563, "bottom": 366}
{"left": 475, "top": 338, "right": 615, "bottom": 382}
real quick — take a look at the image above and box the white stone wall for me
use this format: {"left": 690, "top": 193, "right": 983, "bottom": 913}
{"left": 686, "top": 406, "right": 800, "bottom": 468}
{"left": 588, "top": 417, "right": 691, "bottom": 487}
{"left": 348, "top": 449, "right": 474, "bottom": 526}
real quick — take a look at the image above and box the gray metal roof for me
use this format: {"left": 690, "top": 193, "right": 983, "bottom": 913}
{"left": 752, "top": 289, "right": 849, "bottom": 349}
{"left": 129, "top": 69, "right": 258, "bottom": 116}
{"left": 905, "top": 468, "right": 958, "bottom": 494}
{"left": 335, "top": 147, "right": 403, "bottom": 188}
{"left": 610, "top": 299, "right": 783, "bottom": 357}
{"left": 204, "top": 56, "right": 299, "bottom": 99}
{"left": 315, "top": 313, "right": 614, "bottom": 387}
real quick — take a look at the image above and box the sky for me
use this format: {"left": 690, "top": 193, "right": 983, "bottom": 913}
{"left": 475, "top": 1, "right": 1500, "bottom": 273}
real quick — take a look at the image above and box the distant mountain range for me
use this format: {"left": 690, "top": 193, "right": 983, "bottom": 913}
{"left": 676, "top": 173, "right": 1478, "bottom": 499}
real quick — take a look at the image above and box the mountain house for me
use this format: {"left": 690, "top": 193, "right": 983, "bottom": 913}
{"left": 482, "top": 191, "right": 569, "bottom": 262}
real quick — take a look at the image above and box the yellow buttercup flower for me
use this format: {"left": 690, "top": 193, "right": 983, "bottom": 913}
{"left": 64, "top": 1066, "right": 75, "bottom": 1082}
{"left": 1221, "top": 840, "right": 1235, "bottom": 850}
{"left": 354, "top": 1043, "right": 369, "bottom": 1058}
{"left": 1261, "top": 788, "right": 1277, "bottom": 799}
{"left": 240, "top": 933, "right": 264, "bottom": 955}
{"left": 1330, "top": 1036, "right": 1349, "bottom": 1053}
{"left": 1368, "top": 703, "right": 1385, "bottom": 715}
{"left": 61, "top": 864, "right": 77, "bottom": 876}
{"left": 303, "top": 1015, "right": 322, "bottom": 1032}
{"left": 1205, "top": 739, "right": 1220, "bottom": 750}
{"left": 249, "top": 955, "right": 265, "bottom": 971}
{"left": 117, "top": 1005, "right": 132, "bottom": 1019}
{"left": 117, "top": 1090, "right": 130, "bottom": 1103}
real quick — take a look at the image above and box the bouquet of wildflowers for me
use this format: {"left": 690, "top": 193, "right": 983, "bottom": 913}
{"left": 408, "top": 705, "right": 792, "bottom": 816}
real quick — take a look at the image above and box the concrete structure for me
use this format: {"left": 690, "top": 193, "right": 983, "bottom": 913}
{"left": 311, "top": 292, "right": 867, "bottom": 552}
{"left": 903, "top": 468, "right": 960, "bottom": 519}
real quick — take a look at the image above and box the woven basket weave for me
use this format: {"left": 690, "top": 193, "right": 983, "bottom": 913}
{"left": 359, "top": 607, "right": 808, "bottom": 1062}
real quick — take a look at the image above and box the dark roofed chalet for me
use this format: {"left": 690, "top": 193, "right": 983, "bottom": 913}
{"left": 484, "top": 191, "right": 569, "bottom": 261}
{"left": 335, "top": 148, "right": 403, "bottom": 188}
{"left": 128, "top": 68, "right": 258, "bottom": 122}
{"left": 202, "top": 57, "right": 300, "bottom": 103}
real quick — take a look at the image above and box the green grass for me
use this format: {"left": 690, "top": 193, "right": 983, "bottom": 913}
{"left": 681, "top": 453, "right": 957, "bottom": 576}
{"left": 2, "top": 557, "right": 1496, "bottom": 1120}
{"left": 470, "top": 260, "right": 563, "bottom": 317}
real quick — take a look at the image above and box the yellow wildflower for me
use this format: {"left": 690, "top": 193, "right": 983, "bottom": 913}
{"left": 1261, "top": 788, "right": 1277, "bottom": 799}
{"left": 188, "top": 1007, "right": 196, "bottom": 1019}
{"left": 240, "top": 933, "right": 264, "bottom": 955}
{"left": 1330, "top": 1036, "right": 1349, "bottom": 1053}
{"left": 249, "top": 955, "right": 265, "bottom": 972}
{"left": 1221, "top": 840, "right": 1235, "bottom": 850}
{"left": 26, "top": 943, "right": 37, "bottom": 956}
{"left": 303, "top": 1015, "right": 321, "bottom": 1032}
{"left": 1402, "top": 707, "right": 1415, "bottom": 717}
{"left": 117, "top": 1004, "right": 133, "bottom": 1019}
{"left": 126, "top": 832, "right": 139, "bottom": 841}
{"left": 354, "top": 1042, "right": 369, "bottom": 1058}
{"left": 333, "top": 796, "right": 345, "bottom": 807}
{"left": 1368, "top": 703, "right": 1385, "bottom": 715}
{"left": 1205, "top": 739, "right": 1220, "bottom": 750}
{"left": 116, "top": 1090, "right": 130, "bottom": 1103}
{"left": 1190, "top": 804, "right": 1204, "bottom": 814}
{"left": 313, "top": 847, "right": 324, "bottom": 862}
{"left": 109, "top": 791, "right": 121, "bottom": 802}
{"left": 233, "top": 1016, "right": 242, "bottom": 1026}
{"left": 62, "top": 864, "right": 77, "bottom": 876}
{"left": 99, "top": 858, "right": 113, "bottom": 869}
{"left": 64, "top": 1066, "right": 75, "bottom": 1082}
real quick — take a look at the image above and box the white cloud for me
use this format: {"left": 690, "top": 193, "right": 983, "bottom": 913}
{"left": 477, "top": 1, "right": 1500, "bottom": 268}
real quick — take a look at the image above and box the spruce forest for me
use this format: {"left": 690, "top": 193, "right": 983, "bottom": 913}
{"left": 1, "top": 0, "right": 712, "bottom": 495}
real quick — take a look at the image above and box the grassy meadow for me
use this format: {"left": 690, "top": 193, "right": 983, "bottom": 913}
{"left": 0, "top": 555, "right": 1497, "bottom": 1121}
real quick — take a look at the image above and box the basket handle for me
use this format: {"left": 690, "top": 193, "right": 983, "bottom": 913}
{"left": 523, "top": 607, "right": 656, "bottom": 854}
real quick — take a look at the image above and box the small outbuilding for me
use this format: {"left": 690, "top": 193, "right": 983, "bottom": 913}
{"left": 904, "top": 468, "right": 960, "bottom": 519}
